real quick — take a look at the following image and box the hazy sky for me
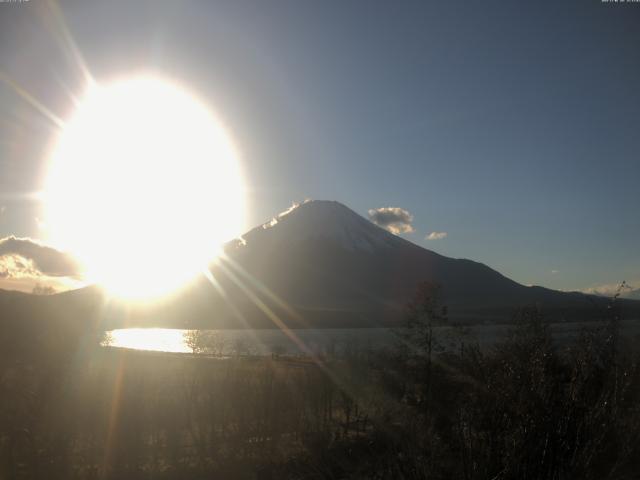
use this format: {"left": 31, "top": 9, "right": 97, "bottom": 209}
{"left": 0, "top": 0, "right": 639, "bottom": 292}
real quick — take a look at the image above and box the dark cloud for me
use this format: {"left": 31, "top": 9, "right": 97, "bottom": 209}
{"left": 368, "top": 207, "right": 414, "bottom": 235}
{"left": 0, "top": 236, "right": 82, "bottom": 277}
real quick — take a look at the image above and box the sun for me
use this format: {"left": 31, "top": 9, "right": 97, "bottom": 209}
{"left": 44, "top": 76, "right": 245, "bottom": 299}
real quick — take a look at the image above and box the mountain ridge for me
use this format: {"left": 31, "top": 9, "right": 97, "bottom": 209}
{"left": 1, "top": 200, "right": 639, "bottom": 330}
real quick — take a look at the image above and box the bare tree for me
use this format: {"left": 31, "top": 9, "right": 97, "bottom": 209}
{"left": 404, "top": 281, "right": 448, "bottom": 400}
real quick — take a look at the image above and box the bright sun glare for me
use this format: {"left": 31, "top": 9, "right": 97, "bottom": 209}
{"left": 45, "top": 76, "right": 245, "bottom": 299}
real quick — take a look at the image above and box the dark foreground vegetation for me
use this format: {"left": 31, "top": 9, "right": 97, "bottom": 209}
{"left": 1, "top": 285, "right": 640, "bottom": 479}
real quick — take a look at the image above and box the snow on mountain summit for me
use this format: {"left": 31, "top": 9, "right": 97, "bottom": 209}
{"left": 239, "top": 200, "right": 407, "bottom": 253}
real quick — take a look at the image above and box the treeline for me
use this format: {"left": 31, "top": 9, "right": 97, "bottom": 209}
{"left": 1, "top": 290, "right": 640, "bottom": 479}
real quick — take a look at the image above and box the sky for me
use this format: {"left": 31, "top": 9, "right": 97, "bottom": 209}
{"left": 0, "top": 0, "right": 639, "bottom": 294}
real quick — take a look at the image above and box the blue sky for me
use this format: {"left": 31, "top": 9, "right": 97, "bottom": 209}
{"left": 0, "top": 0, "right": 639, "bottom": 292}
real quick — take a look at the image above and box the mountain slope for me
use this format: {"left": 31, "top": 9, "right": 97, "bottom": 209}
{"left": 216, "top": 200, "right": 624, "bottom": 326}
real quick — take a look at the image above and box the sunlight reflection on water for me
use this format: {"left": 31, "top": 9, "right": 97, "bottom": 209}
{"left": 109, "top": 328, "right": 191, "bottom": 353}
{"left": 106, "top": 321, "right": 640, "bottom": 356}
{"left": 106, "top": 327, "right": 401, "bottom": 355}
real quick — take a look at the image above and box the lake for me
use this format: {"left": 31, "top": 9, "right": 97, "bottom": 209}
{"left": 107, "top": 319, "right": 640, "bottom": 355}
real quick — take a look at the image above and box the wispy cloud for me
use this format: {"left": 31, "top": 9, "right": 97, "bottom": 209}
{"left": 426, "top": 231, "right": 447, "bottom": 240}
{"left": 368, "top": 207, "right": 414, "bottom": 235}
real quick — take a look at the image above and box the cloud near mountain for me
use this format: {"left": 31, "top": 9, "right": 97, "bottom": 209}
{"left": 582, "top": 280, "right": 638, "bottom": 298}
{"left": 426, "top": 231, "right": 447, "bottom": 240}
{"left": 0, "top": 236, "right": 82, "bottom": 278}
{"left": 261, "top": 200, "right": 313, "bottom": 229}
{"left": 0, "top": 254, "right": 40, "bottom": 279}
{"left": 368, "top": 207, "right": 414, "bottom": 234}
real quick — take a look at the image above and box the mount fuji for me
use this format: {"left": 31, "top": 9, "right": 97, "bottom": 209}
{"left": 206, "top": 200, "right": 623, "bottom": 328}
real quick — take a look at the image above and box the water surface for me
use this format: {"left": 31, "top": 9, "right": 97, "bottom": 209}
{"left": 108, "top": 320, "right": 640, "bottom": 355}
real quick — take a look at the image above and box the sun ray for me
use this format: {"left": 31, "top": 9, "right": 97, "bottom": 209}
{"left": 201, "top": 267, "right": 266, "bottom": 353}
{"left": 214, "top": 259, "right": 321, "bottom": 362}
{"left": 211, "top": 255, "right": 385, "bottom": 409}
{"left": 38, "top": 0, "right": 95, "bottom": 86}
{"left": 213, "top": 259, "right": 381, "bottom": 416}
{"left": 101, "top": 353, "right": 126, "bottom": 478}
{"left": 0, "top": 72, "right": 65, "bottom": 129}
{"left": 219, "top": 252, "right": 311, "bottom": 328}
